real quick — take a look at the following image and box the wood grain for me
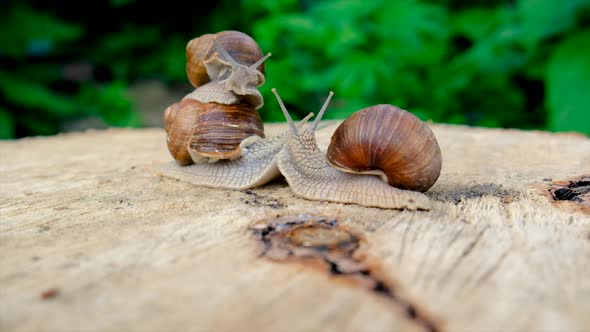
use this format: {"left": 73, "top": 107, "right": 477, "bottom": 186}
{"left": 1, "top": 123, "right": 589, "bottom": 332}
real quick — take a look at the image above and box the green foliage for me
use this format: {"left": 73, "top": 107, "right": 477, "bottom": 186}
{"left": 1, "top": 0, "right": 589, "bottom": 138}
{"left": 0, "top": 5, "right": 82, "bottom": 58}
{"left": 546, "top": 29, "right": 590, "bottom": 134}
{"left": 518, "top": 0, "right": 589, "bottom": 46}
{"left": 0, "top": 4, "right": 138, "bottom": 137}
{"left": 0, "top": 71, "right": 78, "bottom": 115}
{"left": 78, "top": 81, "right": 141, "bottom": 127}
{"left": 110, "top": 0, "right": 136, "bottom": 7}
{"left": 0, "top": 108, "right": 14, "bottom": 139}
{"left": 244, "top": 0, "right": 589, "bottom": 135}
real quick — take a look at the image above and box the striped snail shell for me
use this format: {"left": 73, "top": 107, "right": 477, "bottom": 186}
{"left": 186, "top": 30, "right": 266, "bottom": 88}
{"left": 164, "top": 99, "right": 264, "bottom": 165}
{"left": 326, "top": 105, "right": 442, "bottom": 192}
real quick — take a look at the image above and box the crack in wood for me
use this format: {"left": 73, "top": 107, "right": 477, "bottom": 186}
{"left": 250, "top": 214, "right": 444, "bottom": 332}
{"left": 437, "top": 226, "right": 488, "bottom": 288}
{"left": 397, "top": 221, "right": 412, "bottom": 265}
{"left": 421, "top": 226, "right": 464, "bottom": 289}
{"left": 413, "top": 229, "right": 436, "bottom": 285}
{"left": 471, "top": 249, "right": 510, "bottom": 289}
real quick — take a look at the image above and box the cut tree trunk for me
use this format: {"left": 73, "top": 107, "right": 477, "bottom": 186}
{"left": 1, "top": 123, "right": 589, "bottom": 332}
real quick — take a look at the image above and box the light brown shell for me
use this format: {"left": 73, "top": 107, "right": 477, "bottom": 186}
{"left": 326, "top": 105, "right": 442, "bottom": 192}
{"left": 186, "top": 31, "right": 265, "bottom": 88}
{"left": 164, "top": 99, "right": 265, "bottom": 164}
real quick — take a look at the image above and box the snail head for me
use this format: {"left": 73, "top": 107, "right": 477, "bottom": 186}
{"left": 214, "top": 39, "right": 271, "bottom": 96}
{"left": 272, "top": 88, "right": 334, "bottom": 148}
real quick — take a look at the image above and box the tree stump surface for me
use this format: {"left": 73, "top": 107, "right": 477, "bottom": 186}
{"left": 1, "top": 122, "right": 589, "bottom": 332}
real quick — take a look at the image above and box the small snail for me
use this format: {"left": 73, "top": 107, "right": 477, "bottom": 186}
{"left": 183, "top": 38, "right": 271, "bottom": 109}
{"left": 272, "top": 89, "right": 435, "bottom": 210}
{"left": 164, "top": 31, "right": 271, "bottom": 165}
{"left": 160, "top": 113, "right": 315, "bottom": 189}
{"left": 186, "top": 30, "right": 267, "bottom": 88}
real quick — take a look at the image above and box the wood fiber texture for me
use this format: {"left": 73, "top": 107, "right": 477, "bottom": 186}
{"left": 1, "top": 123, "right": 589, "bottom": 332}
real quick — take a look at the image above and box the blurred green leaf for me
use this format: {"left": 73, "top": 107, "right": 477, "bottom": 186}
{"left": 243, "top": 0, "right": 298, "bottom": 14}
{"left": 376, "top": 1, "right": 449, "bottom": 66}
{"left": 452, "top": 7, "right": 501, "bottom": 40}
{"left": 137, "top": 36, "right": 186, "bottom": 81}
{"left": 0, "top": 108, "right": 15, "bottom": 139}
{"left": 450, "top": 5, "right": 526, "bottom": 74}
{"left": 546, "top": 29, "right": 590, "bottom": 135}
{"left": 78, "top": 81, "right": 140, "bottom": 127}
{"left": 19, "top": 112, "right": 60, "bottom": 136}
{"left": 518, "top": 0, "right": 590, "bottom": 46}
{"left": 0, "top": 5, "right": 82, "bottom": 58}
{"left": 91, "top": 25, "right": 161, "bottom": 78}
{"left": 0, "top": 72, "right": 79, "bottom": 115}
{"left": 111, "top": 0, "right": 136, "bottom": 7}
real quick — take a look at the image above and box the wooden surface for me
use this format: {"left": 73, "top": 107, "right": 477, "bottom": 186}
{"left": 1, "top": 123, "right": 589, "bottom": 332}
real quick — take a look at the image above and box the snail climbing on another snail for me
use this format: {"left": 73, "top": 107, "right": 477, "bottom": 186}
{"left": 272, "top": 89, "right": 441, "bottom": 210}
{"left": 160, "top": 113, "right": 315, "bottom": 189}
{"left": 183, "top": 38, "right": 271, "bottom": 109}
{"left": 185, "top": 30, "right": 268, "bottom": 90}
{"left": 164, "top": 31, "right": 271, "bottom": 165}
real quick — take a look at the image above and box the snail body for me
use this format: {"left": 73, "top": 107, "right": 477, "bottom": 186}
{"left": 271, "top": 89, "right": 435, "bottom": 210}
{"left": 327, "top": 105, "right": 441, "bottom": 192}
{"left": 165, "top": 31, "right": 271, "bottom": 165}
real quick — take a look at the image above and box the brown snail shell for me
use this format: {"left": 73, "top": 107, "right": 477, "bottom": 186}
{"left": 326, "top": 105, "right": 442, "bottom": 192}
{"left": 164, "top": 98, "right": 265, "bottom": 165}
{"left": 186, "top": 31, "right": 265, "bottom": 88}
{"left": 164, "top": 99, "right": 200, "bottom": 165}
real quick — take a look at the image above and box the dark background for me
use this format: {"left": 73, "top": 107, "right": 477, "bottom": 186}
{"left": 1, "top": 0, "right": 589, "bottom": 138}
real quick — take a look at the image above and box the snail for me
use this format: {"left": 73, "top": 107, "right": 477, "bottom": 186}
{"left": 160, "top": 113, "right": 315, "bottom": 189}
{"left": 165, "top": 31, "right": 271, "bottom": 165}
{"left": 184, "top": 30, "right": 270, "bottom": 109}
{"left": 186, "top": 30, "right": 267, "bottom": 89}
{"left": 272, "top": 89, "right": 437, "bottom": 210}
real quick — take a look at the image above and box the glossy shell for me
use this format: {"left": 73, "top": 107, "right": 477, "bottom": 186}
{"left": 186, "top": 31, "right": 265, "bottom": 88}
{"left": 164, "top": 99, "right": 201, "bottom": 165}
{"left": 164, "top": 99, "right": 265, "bottom": 164}
{"left": 326, "top": 105, "right": 442, "bottom": 192}
{"left": 189, "top": 101, "right": 264, "bottom": 161}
